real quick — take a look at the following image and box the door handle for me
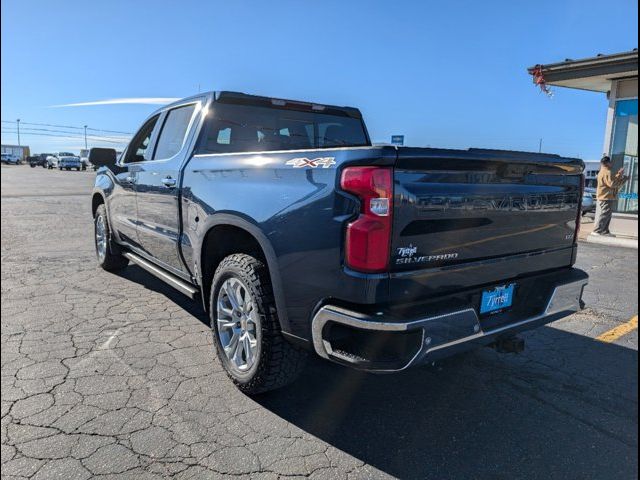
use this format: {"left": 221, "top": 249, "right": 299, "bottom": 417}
{"left": 125, "top": 175, "right": 136, "bottom": 184}
{"left": 161, "top": 176, "right": 177, "bottom": 188}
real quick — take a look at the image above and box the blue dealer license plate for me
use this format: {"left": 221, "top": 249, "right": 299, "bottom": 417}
{"left": 480, "top": 284, "right": 515, "bottom": 314}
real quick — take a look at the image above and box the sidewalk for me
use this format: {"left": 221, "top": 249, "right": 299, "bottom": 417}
{"left": 580, "top": 214, "right": 638, "bottom": 249}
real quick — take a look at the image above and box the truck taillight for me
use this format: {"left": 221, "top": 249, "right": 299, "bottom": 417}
{"left": 340, "top": 167, "right": 393, "bottom": 273}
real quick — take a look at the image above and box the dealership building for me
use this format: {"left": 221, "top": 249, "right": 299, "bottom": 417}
{"left": 528, "top": 49, "right": 638, "bottom": 239}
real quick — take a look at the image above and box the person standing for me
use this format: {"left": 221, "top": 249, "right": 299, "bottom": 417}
{"left": 593, "top": 155, "right": 629, "bottom": 236}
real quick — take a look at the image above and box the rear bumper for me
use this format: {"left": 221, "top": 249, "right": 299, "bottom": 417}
{"left": 311, "top": 268, "right": 588, "bottom": 372}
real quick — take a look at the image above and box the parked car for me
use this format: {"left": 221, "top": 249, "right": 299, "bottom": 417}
{"left": 90, "top": 91, "right": 588, "bottom": 394}
{"left": 80, "top": 157, "right": 90, "bottom": 170}
{"left": 1, "top": 153, "right": 22, "bottom": 165}
{"left": 58, "top": 155, "right": 83, "bottom": 171}
{"left": 46, "top": 155, "right": 59, "bottom": 169}
{"left": 46, "top": 152, "right": 79, "bottom": 170}
{"left": 582, "top": 188, "right": 596, "bottom": 215}
{"left": 39, "top": 153, "right": 53, "bottom": 168}
{"left": 28, "top": 154, "right": 49, "bottom": 168}
{"left": 79, "top": 149, "right": 90, "bottom": 170}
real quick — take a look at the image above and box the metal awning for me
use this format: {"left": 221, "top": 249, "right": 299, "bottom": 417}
{"left": 528, "top": 49, "right": 638, "bottom": 93}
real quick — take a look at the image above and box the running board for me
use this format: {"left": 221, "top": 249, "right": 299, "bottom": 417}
{"left": 123, "top": 252, "right": 199, "bottom": 299}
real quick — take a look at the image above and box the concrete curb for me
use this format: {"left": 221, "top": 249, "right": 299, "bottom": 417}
{"left": 585, "top": 233, "right": 638, "bottom": 249}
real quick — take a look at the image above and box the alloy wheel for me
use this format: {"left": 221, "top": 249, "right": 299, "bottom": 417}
{"left": 95, "top": 215, "right": 107, "bottom": 261}
{"left": 216, "top": 277, "right": 259, "bottom": 372}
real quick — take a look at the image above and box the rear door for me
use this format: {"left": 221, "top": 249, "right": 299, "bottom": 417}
{"left": 134, "top": 99, "right": 203, "bottom": 275}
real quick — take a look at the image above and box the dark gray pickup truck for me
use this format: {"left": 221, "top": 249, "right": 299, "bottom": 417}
{"left": 91, "top": 91, "right": 588, "bottom": 394}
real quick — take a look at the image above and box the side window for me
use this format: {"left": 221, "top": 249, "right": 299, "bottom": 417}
{"left": 123, "top": 115, "right": 160, "bottom": 163}
{"left": 197, "top": 102, "right": 368, "bottom": 154}
{"left": 153, "top": 104, "right": 197, "bottom": 160}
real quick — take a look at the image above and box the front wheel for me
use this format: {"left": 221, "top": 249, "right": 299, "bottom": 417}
{"left": 94, "top": 205, "right": 128, "bottom": 272}
{"left": 210, "top": 254, "right": 306, "bottom": 395}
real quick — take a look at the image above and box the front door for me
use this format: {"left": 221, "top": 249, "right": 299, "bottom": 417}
{"left": 110, "top": 114, "right": 160, "bottom": 248}
{"left": 134, "top": 101, "right": 201, "bottom": 276}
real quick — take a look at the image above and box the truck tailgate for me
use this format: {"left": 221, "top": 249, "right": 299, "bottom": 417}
{"left": 390, "top": 148, "right": 583, "bottom": 302}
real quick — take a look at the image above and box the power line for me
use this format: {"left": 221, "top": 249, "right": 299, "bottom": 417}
{"left": 86, "top": 126, "right": 132, "bottom": 135}
{"left": 2, "top": 128, "right": 129, "bottom": 142}
{"left": 5, "top": 125, "right": 129, "bottom": 140}
{"left": 1, "top": 119, "right": 132, "bottom": 135}
{"left": 1, "top": 130, "right": 128, "bottom": 145}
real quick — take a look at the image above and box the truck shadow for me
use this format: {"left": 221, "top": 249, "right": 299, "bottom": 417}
{"left": 119, "top": 265, "right": 637, "bottom": 479}
{"left": 256, "top": 328, "right": 637, "bottom": 479}
{"left": 119, "top": 265, "right": 210, "bottom": 324}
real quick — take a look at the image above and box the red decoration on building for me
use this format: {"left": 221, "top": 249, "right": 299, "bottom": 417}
{"left": 532, "top": 65, "right": 553, "bottom": 98}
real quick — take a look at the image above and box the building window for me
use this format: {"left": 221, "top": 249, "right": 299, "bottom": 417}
{"left": 611, "top": 99, "right": 638, "bottom": 214}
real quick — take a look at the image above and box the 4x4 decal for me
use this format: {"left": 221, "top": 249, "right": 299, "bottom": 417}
{"left": 286, "top": 157, "right": 336, "bottom": 169}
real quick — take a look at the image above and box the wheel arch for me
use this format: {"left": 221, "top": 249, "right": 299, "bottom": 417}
{"left": 196, "top": 214, "right": 290, "bottom": 334}
{"left": 91, "top": 191, "right": 106, "bottom": 217}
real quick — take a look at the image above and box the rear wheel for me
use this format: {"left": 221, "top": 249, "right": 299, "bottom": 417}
{"left": 210, "top": 254, "right": 306, "bottom": 394}
{"left": 94, "top": 204, "right": 128, "bottom": 272}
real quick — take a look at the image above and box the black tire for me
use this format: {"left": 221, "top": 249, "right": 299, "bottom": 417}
{"left": 210, "top": 254, "right": 306, "bottom": 395}
{"left": 94, "top": 204, "right": 129, "bottom": 272}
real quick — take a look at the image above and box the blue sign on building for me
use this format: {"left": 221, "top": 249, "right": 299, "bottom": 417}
{"left": 391, "top": 135, "right": 404, "bottom": 146}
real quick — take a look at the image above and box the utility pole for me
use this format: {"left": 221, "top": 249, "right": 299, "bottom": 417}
{"left": 84, "top": 125, "right": 88, "bottom": 150}
{"left": 538, "top": 138, "right": 543, "bottom": 153}
{"left": 16, "top": 119, "right": 21, "bottom": 147}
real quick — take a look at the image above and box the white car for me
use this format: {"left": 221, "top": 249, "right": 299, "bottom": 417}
{"left": 46, "top": 152, "right": 76, "bottom": 169}
{"left": 46, "top": 155, "right": 59, "bottom": 169}
{"left": 1, "top": 153, "right": 22, "bottom": 165}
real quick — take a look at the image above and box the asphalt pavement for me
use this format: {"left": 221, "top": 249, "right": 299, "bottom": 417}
{"left": 1, "top": 164, "right": 638, "bottom": 479}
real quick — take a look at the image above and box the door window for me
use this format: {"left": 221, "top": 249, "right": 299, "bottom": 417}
{"left": 123, "top": 114, "right": 160, "bottom": 163}
{"left": 153, "top": 104, "right": 197, "bottom": 160}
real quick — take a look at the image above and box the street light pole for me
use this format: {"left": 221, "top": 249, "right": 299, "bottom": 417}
{"left": 16, "top": 119, "right": 21, "bottom": 147}
{"left": 84, "top": 125, "right": 88, "bottom": 150}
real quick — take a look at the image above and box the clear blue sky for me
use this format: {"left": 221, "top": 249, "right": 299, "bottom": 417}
{"left": 1, "top": 0, "right": 637, "bottom": 158}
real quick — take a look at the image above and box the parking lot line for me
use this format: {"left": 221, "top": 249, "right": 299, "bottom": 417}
{"left": 596, "top": 315, "right": 638, "bottom": 343}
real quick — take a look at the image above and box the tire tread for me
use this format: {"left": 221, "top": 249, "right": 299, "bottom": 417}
{"left": 94, "top": 204, "right": 129, "bottom": 272}
{"left": 211, "top": 253, "right": 306, "bottom": 394}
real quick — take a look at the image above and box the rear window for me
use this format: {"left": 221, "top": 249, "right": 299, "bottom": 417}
{"left": 197, "top": 103, "right": 369, "bottom": 154}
